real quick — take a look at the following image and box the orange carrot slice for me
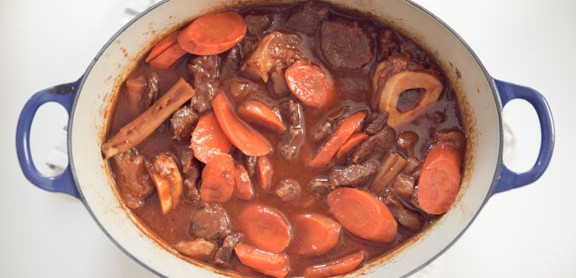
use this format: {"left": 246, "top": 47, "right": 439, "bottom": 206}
{"left": 238, "top": 100, "right": 286, "bottom": 132}
{"left": 239, "top": 203, "right": 292, "bottom": 253}
{"left": 191, "top": 112, "right": 232, "bottom": 164}
{"left": 285, "top": 59, "right": 336, "bottom": 108}
{"left": 199, "top": 153, "right": 235, "bottom": 203}
{"left": 145, "top": 32, "right": 180, "bottom": 62}
{"left": 256, "top": 156, "right": 273, "bottom": 191}
{"left": 234, "top": 164, "right": 254, "bottom": 200}
{"left": 234, "top": 243, "right": 290, "bottom": 278}
{"left": 291, "top": 213, "right": 341, "bottom": 256}
{"left": 178, "top": 12, "right": 247, "bottom": 55}
{"left": 336, "top": 132, "right": 369, "bottom": 159}
{"left": 212, "top": 92, "right": 272, "bottom": 157}
{"left": 309, "top": 111, "right": 367, "bottom": 167}
{"left": 303, "top": 251, "right": 365, "bottom": 278}
{"left": 327, "top": 188, "right": 397, "bottom": 243}
{"left": 417, "top": 143, "right": 462, "bottom": 215}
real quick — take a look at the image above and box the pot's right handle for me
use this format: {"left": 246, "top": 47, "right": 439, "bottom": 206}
{"left": 492, "top": 79, "right": 555, "bottom": 194}
{"left": 16, "top": 79, "right": 82, "bottom": 199}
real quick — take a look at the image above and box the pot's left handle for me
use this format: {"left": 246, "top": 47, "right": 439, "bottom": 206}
{"left": 492, "top": 79, "right": 555, "bottom": 194}
{"left": 16, "top": 79, "right": 82, "bottom": 199}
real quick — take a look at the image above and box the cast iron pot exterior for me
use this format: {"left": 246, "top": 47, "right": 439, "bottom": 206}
{"left": 16, "top": 0, "right": 554, "bottom": 277}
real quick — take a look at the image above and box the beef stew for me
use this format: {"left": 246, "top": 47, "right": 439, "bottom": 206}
{"left": 103, "top": 1, "right": 466, "bottom": 277}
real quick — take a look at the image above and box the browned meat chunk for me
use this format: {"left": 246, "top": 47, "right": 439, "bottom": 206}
{"left": 320, "top": 20, "right": 373, "bottom": 70}
{"left": 269, "top": 68, "right": 290, "bottom": 97}
{"left": 286, "top": 2, "right": 329, "bottom": 35}
{"left": 400, "top": 40, "right": 432, "bottom": 66}
{"left": 124, "top": 72, "right": 159, "bottom": 116}
{"left": 221, "top": 45, "right": 241, "bottom": 80}
{"left": 364, "top": 112, "right": 388, "bottom": 135}
{"left": 111, "top": 149, "right": 154, "bottom": 209}
{"left": 189, "top": 204, "right": 231, "bottom": 240}
{"left": 377, "top": 28, "right": 400, "bottom": 60}
{"left": 383, "top": 193, "right": 424, "bottom": 232}
{"left": 188, "top": 55, "right": 220, "bottom": 113}
{"left": 329, "top": 160, "right": 379, "bottom": 188}
{"left": 278, "top": 127, "right": 304, "bottom": 161}
{"left": 175, "top": 238, "right": 217, "bottom": 262}
{"left": 245, "top": 14, "right": 272, "bottom": 35}
{"left": 180, "top": 148, "right": 202, "bottom": 206}
{"left": 307, "top": 176, "right": 332, "bottom": 195}
{"left": 278, "top": 99, "right": 305, "bottom": 161}
{"left": 275, "top": 179, "right": 301, "bottom": 202}
{"left": 402, "top": 156, "right": 420, "bottom": 176}
{"left": 213, "top": 233, "right": 243, "bottom": 268}
{"left": 351, "top": 126, "right": 396, "bottom": 164}
{"left": 227, "top": 77, "right": 266, "bottom": 104}
{"left": 369, "top": 152, "right": 408, "bottom": 195}
{"left": 242, "top": 32, "right": 303, "bottom": 82}
{"left": 169, "top": 105, "right": 198, "bottom": 141}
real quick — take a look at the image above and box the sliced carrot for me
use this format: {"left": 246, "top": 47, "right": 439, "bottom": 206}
{"left": 327, "top": 188, "right": 397, "bottom": 243}
{"left": 336, "top": 132, "right": 369, "bottom": 159}
{"left": 290, "top": 213, "right": 341, "bottom": 256}
{"left": 212, "top": 92, "right": 272, "bottom": 157}
{"left": 145, "top": 32, "right": 179, "bottom": 63}
{"left": 256, "top": 156, "right": 273, "bottom": 191}
{"left": 148, "top": 43, "right": 187, "bottom": 69}
{"left": 303, "top": 251, "right": 365, "bottom": 278}
{"left": 417, "top": 143, "right": 462, "bottom": 215}
{"left": 178, "top": 12, "right": 247, "bottom": 55}
{"left": 234, "top": 243, "right": 291, "bottom": 278}
{"left": 285, "top": 59, "right": 336, "bottom": 108}
{"left": 239, "top": 203, "right": 292, "bottom": 253}
{"left": 238, "top": 100, "right": 287, "bottom": 133}
{"left": 309, "top": 111, "right": 367, "bottom": 167}
{"left": 191, "top": 112, "right": 232, "bottom": 164}
{"left": 234, "top": 164, "right": 254, "bottom": 200}
{"left": 199, "top": 153, "right": 236, "bottom": 203}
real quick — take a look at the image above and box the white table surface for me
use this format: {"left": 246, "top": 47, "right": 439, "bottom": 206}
{"left": 1, "top": 0, "right": 574, "bottom": 277}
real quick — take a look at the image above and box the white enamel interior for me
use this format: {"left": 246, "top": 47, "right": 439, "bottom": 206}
{"left": 69, "top": 0, "right": 502, "bottom": 277}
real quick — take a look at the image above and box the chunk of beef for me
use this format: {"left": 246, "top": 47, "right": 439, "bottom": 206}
{"left": 400, "top": 40, "right": 432, "bottom": 66}
{"left": 275, "top": 179, "right": 301, "bottom": 202}
{"left": 383, "top": 193, "right": 424, "bottom": 232}
{"left": 169, "top": 105, "right": 198, "bottom": 141}
{"left": 392, "top": 173, "right": 415, "bottom": 199}
{"left": 269, "top": 68, "right": 290, "bottom": 97}
{"left": 111, "top": 149, "right": 154, "bottom": 209}
{"left": 221, "top": 45, "right": 241, "bottom": 80}
{"left": 377, "top": 27, "right": 400, "bottom": 60}
{"left": 329, "top": 160, "right": 379, "bottom": 188}
{"left": 175, "top": 238, "right": 217, "bottom": 262}
{"left": 364, "top": 112, "right": 388, "bottom": 135}
{"left": 188, "top": 55, "right": 220, "bottom": 113}
{"left": 213, "top": 233, "right": 243, "bottom": 268}
{"left": 245, "top": 14, "right": 272, "bottom": 35}
{"left": 397, "top": 131, "right": 418, "bottom": 156}
{"left": 286, "top": 2, "right": 329, "bottom": 35}
{"left": 227, "top": 77, "right": 266, "bottom": 104}
{"left": 278, "top": 99, "right": 305, "bottom": 161}
{"left": 242, "top": 32, "right": 303, "bottom": 82}
{"left": 351, "top": 126, "right": 396, "bottom": 164}
{"left": 278, "top": 127, "right": 304, "bottom": 161}
{"left": 307, "top": 176, "right": 332, "bottom": 195}
{"left": 320, "top": 20, "right": 373, "bottom": 70}
{"left": 180, "top": 148, "right": 202, "bottom": 206}
{"left": 189, "top": 204, "right": 231, "bottom": 240}
{"left": 124, "top": 72, "right": 159, "bottom": 116}
{"left": 402, "top": 156, "right": 420, "bottom": 176}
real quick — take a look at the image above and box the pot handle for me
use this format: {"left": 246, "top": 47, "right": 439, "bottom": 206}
{"left": 492, "top": 79, "right": 555, "bottom": 194}
{"left": 16, "top": 79, "right": 82, "bottom": 199}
